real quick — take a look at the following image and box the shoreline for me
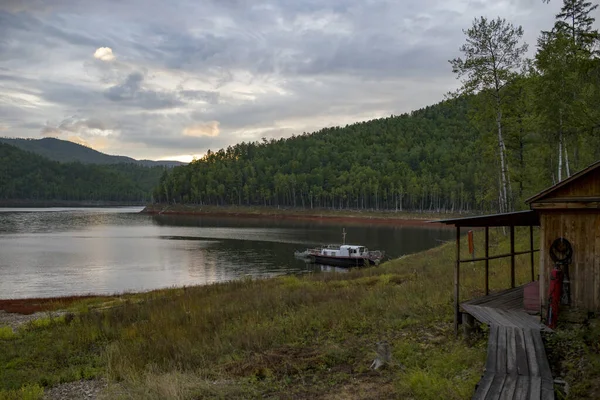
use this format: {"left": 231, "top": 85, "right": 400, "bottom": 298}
{"left": 0, "top": 200, "right": 145, "bottom": 208}
{"left": 141, "top": 204, "right": 458, "bottom": 227}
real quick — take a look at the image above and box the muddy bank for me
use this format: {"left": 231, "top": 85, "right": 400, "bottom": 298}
{"left": 142, "top": 204, "right": 455, "bottom": 227}
{"left": 0, "top": 295, "right": 103, "bottom": 314}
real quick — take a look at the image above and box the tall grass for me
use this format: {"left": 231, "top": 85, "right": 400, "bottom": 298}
{"left": 0, "top": 227, "right": 537, "bottom": 399}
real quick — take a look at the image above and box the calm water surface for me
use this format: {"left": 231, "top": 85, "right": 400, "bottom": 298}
{"left": 0, "top": 208, "right": 453, "bottom": 299}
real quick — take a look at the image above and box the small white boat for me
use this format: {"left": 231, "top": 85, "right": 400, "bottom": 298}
{"left": 295, "top": 229, "right": 384, "bottom": 267}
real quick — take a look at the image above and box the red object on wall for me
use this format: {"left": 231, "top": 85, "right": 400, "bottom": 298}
{"left": 547, "top": 265, "right": 564, "bottom": 329}
{"left": 468, "top": 230, "right": 474, "bottom": 255}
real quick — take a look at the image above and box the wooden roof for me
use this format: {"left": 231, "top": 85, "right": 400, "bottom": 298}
{"left": 526, "top": 160, "right": 600, "bottom": 204}
{"left": 434, "top": 210, "right": 539, "bottom": 227}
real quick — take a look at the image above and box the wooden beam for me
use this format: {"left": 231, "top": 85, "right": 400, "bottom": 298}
{"left": 459, "top": 249, "right": 539, "bottom": 263}
{"left": 485, "top": 226, "right": 489, "bottom": 296}
{"left": 510, "top": 225, "right": 515, "bottom": 288}
{"left": 531, "top": 201, "right": 600, "bottom": 210}
{"left": 530, "top": 226, "right": 535, "bottom": 282}
{"left": 455, "top": 226, "right": 460, "bottom": 336}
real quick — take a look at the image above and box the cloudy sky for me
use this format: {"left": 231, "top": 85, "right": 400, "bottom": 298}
{"left": 0, "top": 0, "right": 588, "bottom": 161}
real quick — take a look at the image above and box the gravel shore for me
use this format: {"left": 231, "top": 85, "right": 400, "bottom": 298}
{"left": 43, "top": 379, "right": 108, "bottom": 400}
{"left": 0, "top": 310, "right": 60, "bottom": 331}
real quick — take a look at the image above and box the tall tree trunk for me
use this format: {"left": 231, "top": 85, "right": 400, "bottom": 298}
{"left": 558, "top": 111, "right": 564, "bottom": 182}
{"left": 495, "top": 98, "right": 510, "bottom": 213}
{"left": 564, "top": 141, "right": 571, "bottom": 178}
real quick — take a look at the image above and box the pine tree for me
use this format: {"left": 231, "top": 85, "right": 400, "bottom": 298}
{"left": 554, "top": 0, "right": 599, "bottom": 52}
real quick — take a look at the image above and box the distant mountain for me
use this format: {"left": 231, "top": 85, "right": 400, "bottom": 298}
{"left": 0, "top": 142, "right": 151, "bottom": 203}
{"left": 0, "top": 137, "right": 185, "bottom": 167}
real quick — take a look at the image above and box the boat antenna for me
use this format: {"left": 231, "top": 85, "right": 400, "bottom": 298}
{"left": 342, "top": 228, "right": 346, "bottom": 245}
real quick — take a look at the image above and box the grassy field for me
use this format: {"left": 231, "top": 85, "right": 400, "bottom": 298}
{"left": 0, "top": 227, "right": 597, "bottom": 399}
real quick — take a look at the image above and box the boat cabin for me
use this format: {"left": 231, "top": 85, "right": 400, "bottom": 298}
{"left": 320, "top": 245, "right": 368, "bottom": 258}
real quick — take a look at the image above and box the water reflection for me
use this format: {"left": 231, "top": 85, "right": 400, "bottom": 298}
{"left": 0, "top": 208, "right": 453, "bottom": 299}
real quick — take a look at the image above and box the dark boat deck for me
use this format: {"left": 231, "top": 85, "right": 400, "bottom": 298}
{"left": 461, "top": 285, "right": 555, "bottom": 400}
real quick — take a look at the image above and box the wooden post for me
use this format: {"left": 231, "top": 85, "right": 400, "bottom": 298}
{"left": 463, "top": 313, "right": 476, "bottom": 338}
{"left": 454, "top": 226, "right": 461, "bottom": 336}
{"left": 510, "top": 225, "right": 515, "bottom": 288}
{"left": 485, "top": 226, "right": 489, "bottom": 296}
{"left": 530, "top": 225, "right": 535, "bottom": 282}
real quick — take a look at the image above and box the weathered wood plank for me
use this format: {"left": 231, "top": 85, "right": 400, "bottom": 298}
{"left": 514, "top": 375, "right": 529, "bottom": 400}
{"left": 514, "top": 328, "right": 529, "bottom": 376}
{"left": 485, "top": 325, "right": 499, "bottom": 374}
{"left": 529, "top": 376, "right": 541, "bottom": 400}
{"left": 523, "top": 329, "right": 540, "bottom": 377}
{"left": 497, "top": 326, "right": 507, "bottom": 375}
{"left": 538, "top": 210, "right": 600, "bottom": 310}
{"left": 539, "top": 214, "right": 547, "bottom": 309}
{"left": 472, "top": 373, "right": 494, "bottom": 400}
{"left": 506, "top": 326, "right": 517, "bottom": 375}
{"left": 503, "top": 311, "right": 534, "bottom": 330}
{"left": 499, "top": 374, "right": 517, "bottom": 400}
{"left": 485, "top": 375, "right": 506, "bottom": 400}
{"left": 494, "top": 309, "right": 520, "bottom": 328}
{"left": 531, "top": 201, "right": 600, "bottom": 209}
{"left": 464, "top": 286, "right": 523, "bottom": 306}
{"left": 595, "top": 213, "right": 600, "bottom": 312}
{"left": 531, "top": 330, "right": 553, "bottom": 380}
{"left": 462, "top": 305, "right": 492, "bottom": 326}
{"left": 492, "top": 310, "right": 513, "bottom": 327}
{"left": 461, "top": 281, "right": 557, "bottom": 400}
{"left": 541, "top": 379, "right": 554, "bottom": 400}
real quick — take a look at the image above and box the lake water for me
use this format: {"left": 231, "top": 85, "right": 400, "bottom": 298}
{"left": 0, "top": 207, "right": 454, "bottom": 299}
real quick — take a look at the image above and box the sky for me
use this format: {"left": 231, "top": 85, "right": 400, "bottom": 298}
{"left": 0, "top": 0, "right": 588, "bottom": 162}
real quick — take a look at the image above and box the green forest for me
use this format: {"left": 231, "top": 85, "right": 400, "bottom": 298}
{"left": 0, "top": 143, "right": 165, "bottom": 203}
{"left": 154, "top": 0, "right": 600, "bottom": 213}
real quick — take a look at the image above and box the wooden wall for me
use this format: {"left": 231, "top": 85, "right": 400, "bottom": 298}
{"left": 545, "top": 170, "right": 600, "bottom": 200}
{"left": 539, "top": 211, "right": 600, "bottom": 312}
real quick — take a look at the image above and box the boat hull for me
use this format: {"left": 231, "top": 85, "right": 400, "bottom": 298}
{"left": 310, "top": 254, "right": 377, "bottom": 267}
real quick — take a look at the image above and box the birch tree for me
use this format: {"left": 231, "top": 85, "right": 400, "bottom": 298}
{"left": 450, "top": 17, "right": 528, "bottom": 213}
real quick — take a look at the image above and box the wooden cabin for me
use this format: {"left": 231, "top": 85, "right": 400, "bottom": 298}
{"left": 434, "top": 164, "right": 600, "bottom": 399}
{"left": 526, "top": 160, "right": 600, "bottom": 315}
{"left": 437, "top": 160, "right": 600, "bottom": 334}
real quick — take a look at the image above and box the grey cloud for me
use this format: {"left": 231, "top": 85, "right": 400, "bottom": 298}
{"left": 57, "top": 117, "right": 108, "bottom": 132}
{"left": 0, "top": 0, "right": 569, "bottom": 160}
{"left": 105, "top": 72, "right": 144, "bottom": 101}
{"left": 40, "top": 116, "right": 117, "bottom": 143}
{"left": 104, "top": 71, "right": 183, "bottom": 109}
{"left": 40, "top": 81, "right": 104, "bottom": 108}
{"left": 179, "top": 90, "right": 220, "bottom": 104}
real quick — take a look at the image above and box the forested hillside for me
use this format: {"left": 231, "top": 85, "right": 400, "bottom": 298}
{"left": 0, "top": 137, "right": 184, "bottom": 167}
{"left": 0, "top": 143, "right": 161, "bottom": 202}
{"left": 154, "top": 0, "right": 600, "bottom": 213}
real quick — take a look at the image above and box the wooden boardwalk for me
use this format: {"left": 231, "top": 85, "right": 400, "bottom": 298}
{"left": 462, "top": 285, "right": 555, "bottom": 400}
